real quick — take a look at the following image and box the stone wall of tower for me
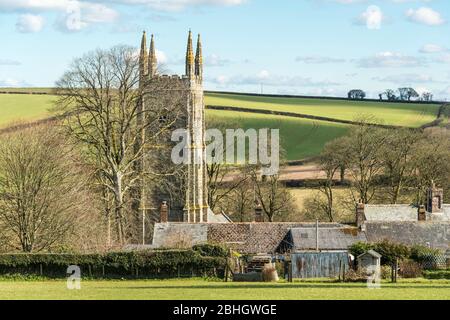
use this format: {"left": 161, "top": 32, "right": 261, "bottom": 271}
{"left": 137, "top": 31, "right": 210, "bottom": 224}
{"left": 142, "top": 75, "right": 190, "bottom": 222}
{"left": 184, "top": 78, "right": 209, "bottom": 223}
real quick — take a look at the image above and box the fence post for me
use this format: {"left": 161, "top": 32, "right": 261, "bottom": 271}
{"left": 39, "top": 264, "right": 43, "bottom": 276}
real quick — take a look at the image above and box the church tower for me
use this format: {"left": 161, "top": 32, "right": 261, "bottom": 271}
{"left": 138, "top": 31, "right": 210, "bottom": 223}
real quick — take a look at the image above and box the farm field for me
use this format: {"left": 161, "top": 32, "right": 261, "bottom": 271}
{"left": 206, "top": 92, "right": 440, "bottom": 127}
{"left": 0, "top": 94, "right": 55, "bottom": 127}
{"left": 206, "top": 110, "right": 349, "bottom": 160}
{"left": 0, "top": 279, "right": 449, "bottom": 300}
{"left": 0, "top": 90, "right": 441, "bottom": 159}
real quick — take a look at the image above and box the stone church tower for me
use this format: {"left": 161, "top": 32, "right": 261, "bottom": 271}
{"left": 137, "top": 31, "right": 212, "bottom": 223}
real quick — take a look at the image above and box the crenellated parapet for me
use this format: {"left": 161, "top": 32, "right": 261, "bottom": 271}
{"left": 139, "top": 30, "right": 203, "bottom": 86}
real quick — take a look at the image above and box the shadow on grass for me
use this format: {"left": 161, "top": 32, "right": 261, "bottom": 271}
{"left": 112, "top": 283, "right": 450, "bottom": 290}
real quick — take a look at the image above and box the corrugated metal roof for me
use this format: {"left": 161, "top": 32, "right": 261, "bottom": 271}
{"left": 288, "top": 227, "right": 367, "bottom": 251}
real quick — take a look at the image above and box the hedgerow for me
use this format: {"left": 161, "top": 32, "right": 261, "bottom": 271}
{"left": 0, "top": 245, "right": 227, "bottom": 279}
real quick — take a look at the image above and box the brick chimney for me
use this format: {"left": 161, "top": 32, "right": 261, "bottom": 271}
{"left": 254, "top": 202, "right": 264, "bottom": 223}
{"left": 418, "top": 205, "right": 427, "bottom": 221}
{"left": 356, "top": 200, "right": 366, "bottom": 229}
{"left": 160, "top": 201, "right": 169, "bottom": 223}
{"left": 426, "top": 181, "right": 444, "bottom": 214}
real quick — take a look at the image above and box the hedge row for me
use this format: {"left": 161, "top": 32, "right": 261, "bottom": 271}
{"left": 423, "top": 270, "right": 450, "bottom": 280}
{"left": 0, "top": 245, "right": 227, "bottom": 279}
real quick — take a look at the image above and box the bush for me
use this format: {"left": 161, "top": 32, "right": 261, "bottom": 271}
{"left": 343, "top": 269, "right": 368, "bottom": 282}
{"left": 380, "top": 265, "right": 391, "bottom": 280}
{"left": 374, "top": 240, "right": 410, "bottom": 266}
{"left": 192, "top": 244, "right": 228, "bottom": 258}
{"left": 0, "top": 248, "right": 227, "bottom": 279}
{"left": 399, "top": 260, "right": 423, "bottom": 278}
{"left": 423, "top": 270, "right": 450, "bottom": 280}
{"left": 349, "top": 242, "right": 375, "bottom": 258}
{"left": 410, "top": 245, "right": 442, "bottom": 264}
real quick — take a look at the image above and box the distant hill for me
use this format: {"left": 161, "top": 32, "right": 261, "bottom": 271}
{"left": 0, "top": 89, "right": 442, "bottom": 160}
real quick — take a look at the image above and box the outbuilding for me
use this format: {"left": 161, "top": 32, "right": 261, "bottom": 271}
{"left": 357, "top": 250, "right": 382, "bottom": 271}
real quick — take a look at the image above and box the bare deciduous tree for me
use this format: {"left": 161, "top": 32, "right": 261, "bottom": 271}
{"left": 0, "top": 125, "right": 90, "bottom": 252}
{"left": 55, "top": 46, "right": 178, "bottom": 245}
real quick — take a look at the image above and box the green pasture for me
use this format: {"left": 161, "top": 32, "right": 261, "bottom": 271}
{"left": 0, "top": 90, "right": 441, "bottom": 160}
{"left": 0, "top": 279, "right": 449, "bottom": 300}
{"left": 206, "top": 110, "right": 349, "bottom": 160}
{"left": 0, "top": 94, "right": 55, "bottom": 127}
{"left": 206, "top": 93, "right": 440, "bottom": 127}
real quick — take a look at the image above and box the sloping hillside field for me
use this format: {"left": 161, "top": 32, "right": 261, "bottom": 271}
{"left": 0, "top": 94, "right": 55, "bottom": 126}
{"left": 206, "top": 109, "right": 349, "bottom": 160}
{"left": 0, "top": 90, "right": 441, "bottom": 160}
{"left": 206, "top": 92, "right": 440, "bottom": 127}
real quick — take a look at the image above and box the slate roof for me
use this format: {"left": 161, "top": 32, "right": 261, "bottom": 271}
{"left": 152, "top": 222, "right": 344, "bottom": 254}
{"left": 365, "top": 221, "right": 450, "bottom": 250}
{"left": 357, "top": 250, "right": 382, "bottom": 259}
{"left": 278, "top": 227, "right": 367, "bottom": 252}
{"left": 364, "top": 205, "right": 418, "bottom": 221}
{"left": 364, "top": 204, "right": 450, "bottom": 222}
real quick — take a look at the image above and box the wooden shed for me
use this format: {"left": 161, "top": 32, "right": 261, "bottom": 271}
{"left": 357, "top": 250, "right": 382, "bottom": 271}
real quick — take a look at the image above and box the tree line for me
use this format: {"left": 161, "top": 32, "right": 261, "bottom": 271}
{"left": 348, "top": 88, "right": 434, "bottom": 102}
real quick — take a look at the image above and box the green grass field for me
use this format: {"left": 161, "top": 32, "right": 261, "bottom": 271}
{"left": 206, "top": 93, "right": 440, "bottom": 127}
{"left": 0, "top": 90, "right": 441, "bottom": 160}
{"left": 206, "top": 110, "right": 349, "bottom": 160}
{"left": 0, "top": 279, "right": 449, "bottom": 300}
{"left": 0, "top": 94, "right": 55, "bottom": 127}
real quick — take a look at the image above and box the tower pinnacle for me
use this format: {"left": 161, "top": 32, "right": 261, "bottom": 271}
{"left": 148, "top": 34, "right": 157, "bottom": 78}
{"left": 186, "top": 30, "right": 195, "bottom": 78}
{"left": 139, "top": 31, "right": 148, "bottom": 85}
{"left": 195, "top": 34, "right": 203, "bottom": 81}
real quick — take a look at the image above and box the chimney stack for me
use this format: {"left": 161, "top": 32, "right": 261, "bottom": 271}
{"left": 356, "top": 200, "right": 366, "bottom": 229}
{"left": 160, "top": 201, "right": 169, "bottom": 223}
{"left": 418, "top": 205, "right": 427, "bottom": 221}
{"left": 255, "top": 202, "right": 264, "bottom": 223}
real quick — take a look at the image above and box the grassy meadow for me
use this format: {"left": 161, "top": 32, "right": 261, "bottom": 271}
{"left": 0, "top": 279, "right": 449, "bottom": 300}
{"left": 0, "top": 94, "right": 55, "bottom": 127}
{"left": 206, "top": 109, "right": 349, "bottom": 160}
{"left": 206, "top": 92, "right": 440, "bottom": 127}
{"left": 0, "top": 90, "right": 441, "bottom": 160}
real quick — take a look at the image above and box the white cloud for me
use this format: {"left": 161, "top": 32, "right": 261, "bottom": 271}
{"left": 0, "top": 1, "right": 119, "bottom": 32}
{"left": 296, "top": 56, "right": 346, "bottom": 64}
{"left": 16, "top": 14, "right": 44, "bottom": 33}
{"left": 208, "top": 70, "right": 340, "bottom": 87}
{"left": 434, "top": 53, "right": 450, "bottom": 64}
{"left": 204, "top": 54, "right": 230, "bottom": 67}
{"left": 0, "top": 78, "right": 30, "bottom": 87}
{"left": 356, "top": 5, "right": 384, "bottom": 30}
{"left": 373, "top": 73, "right": 441, "bottom": 84}
{"left": 420, "top": 44, "right": 447, "bottom": 53}
{"left": 357, "top": 51, "right": 424, "bottom": 68}
{"left": 156, "top": 50, "right": 168, "bottom": 64}
{"left": 0, "top": 59, "right": 21, "bottom": 66}
{"left": 94, "top": 0, "right": 246, "bottom": 11}
{"left": 406, "top": 7, "right": 445, "bottom": 26}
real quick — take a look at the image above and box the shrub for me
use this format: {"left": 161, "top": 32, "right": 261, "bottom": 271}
{"left": 380, "top": 265, "right": 391, "bottom": 280}
{"left": 349, "top": 242, "right": 375, "bottom": 258}
{"left": 0, "top": 249, "right": 227, "bottom": 279}
{"left": 192, "top": 244, "right": 228, "bottom": 258}
{"left": 373, "top": 240, "right": 410, "bottom": 266}
{"left": 423, "top": 270, "right": 450, "bottom": 280}
{"left": 399, "top": 260, "right": 423, "bottom": 278}
{"left": 410, "top": 245, "right": 442, "bottom": 264}
{"left": 343, "top": 269, "right": 368, "bottom": 282}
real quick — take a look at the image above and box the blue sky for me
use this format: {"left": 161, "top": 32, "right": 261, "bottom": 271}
{"left": 0, "top": 0, "right": 449, "bottom": 99}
